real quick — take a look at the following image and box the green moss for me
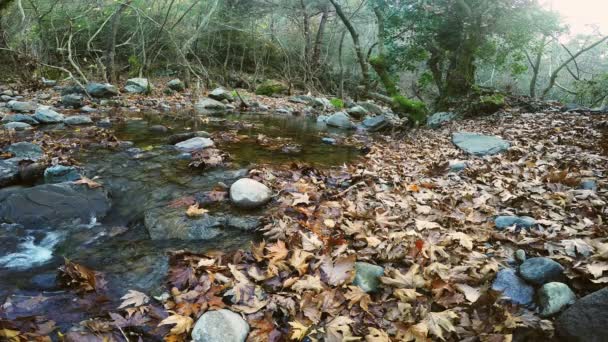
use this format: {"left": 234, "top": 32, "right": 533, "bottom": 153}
{"left": 480, "top": 94, "right": 505, "bottom": 106}
{"left": 392, "top": 95, "right": 428, "bottom": 125}
{"left": 255, "top": 80, "right": 288, "bottom": 96}
{"left": 330, "top": 98, "right": 344, "bottom": 109}
{"left": 369, "top": 55, "right": 398, "bottom": 96}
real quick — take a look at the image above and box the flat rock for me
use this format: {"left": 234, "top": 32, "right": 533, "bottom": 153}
{"left": 491, "top": 268, "right": 534, "bottom": 305}
{"left": 539, "top": 282, "right": 576, "bottom": 317}
{"left": 34, "top": 106, "right": 64, "bottom": 123}
{"left": 230, "top": 178, "right": 272, "bottom": 209}
{"left": 449, "top": 160, "right": 467, "bottom": 172}
{"left": 452, "top": 132, "right": 510, "bottom": 156}
{"left": 64, "top": 115, "right": 93, "bottom": 125}
{"left": 175, "top": 137, "right": 215, "bottom": 152}
{"left": 44, "top": 165, "right": 81, "bottom": 184}
{"left": 8, "top": 101, "right": 36, "bottom": 113}
{"left": 3, "top": 122, "right": 32, "bottom": 131}
{"left": 0, "top": 159, "right": 19, "bottom": 187}
{"left": 362, "top": 115, "right": 389, "bottom": 131}
{"left": 195, "top": 98, "right": 227, "bottom": 112}
{"left": 167, "top": 131, "right": 211, "bottom": 145}
{"left": 86, "top": 83, "right": 118, "bottom": 98}
{"left": 427, "top": 112, "right": 456, "bottom": 128}
{"left": 357, "top": 102, "right": 383, "bottom": 115}
{"left": 519, "top": 257, "right": 564, "bottom": 285}
{"left": 1, "top": 114, "right": 39, "bottom": 125}
{"left": 192, "top": 309, "right": 249, "bottom": 342}
{"left": 5, "top": 142, "right": 43, "bottom": 161}
{"left": 494, "top": 216, "right": 536, "bottom": 229}
{"left": 557, "top": 287, "right": 608, "bottom": 342}
{"left": 326, "top": 112, "right": 355, "bottom": 130}
{"left": 0, "top": 183, "right": 110, "bottom": 228}
{"left": 353, "top": 262, "right": 384, "bottom": 293}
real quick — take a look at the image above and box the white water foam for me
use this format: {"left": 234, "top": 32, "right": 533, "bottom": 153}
{"left": 0, "top": 232, "right": 62, "bottom": 269}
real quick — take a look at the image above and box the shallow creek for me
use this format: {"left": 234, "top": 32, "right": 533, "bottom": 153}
{"left": 0, "top": 112, "right": 360, "bottom": 324}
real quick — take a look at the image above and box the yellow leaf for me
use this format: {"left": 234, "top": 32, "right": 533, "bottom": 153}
{"left": 266, "top": 240, "right": 288, "bottom": 263}
{"left": 292, "top": 275, "right": 324, "bottom": 293}
{"left": 289, "top": 320, "right": 310, "bottom": 340}
{"left": 365, "top": 328, "right": 390, "bottom": 342}
{"left": 74, "top": 176, "right": 102, "bottom": 189}
{"left": 186, "top": 204, "right": 208, "bottom": 218}
{"left": 425, "top": 310, "right": 458, "bottom": 340}
{"left": 159, "top": 314, "right": 194, "bottom": 335}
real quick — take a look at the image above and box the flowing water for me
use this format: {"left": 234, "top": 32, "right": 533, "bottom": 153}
{"left": 0, "top": 111, "right": 360, "bottom": 325}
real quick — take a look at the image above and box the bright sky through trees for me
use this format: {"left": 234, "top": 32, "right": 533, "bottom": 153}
{"left": 544, "top": 0, "right": 608, "bottom": 35}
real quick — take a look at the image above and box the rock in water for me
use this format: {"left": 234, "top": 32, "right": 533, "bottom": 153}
{"left": 519, "top": 257, "right": 564, "bottom": 285}
{"left": 175, "top": 137, "right": 215, "bottom": 152}
{"left": 125, "top": 78, "right": 151, "bottom": 93}
{"left": 86, "top": 83, "right": 118, "bottom": 98}
{"left": 494, "top": 216, "right": 536, "bottom": 229}
{"left": 557, "top": 287, "right": 608, "bottom": 342}
{"left": 195, "top": 98, "right": 227, "bottom": 113}
{"left": 167, "top": 79, "right": 185, "bottom": 91}
{"left": 362, "top": 115, "right": 389, "bottom": 132}
{"left": 64, "top": 115, "right": 93, "bottom": 125}
{"left": 491, "top": 268, "right": 534, "bottom": 305}
{"left": 326, "top": 112, "right": 355, "bottom": 130}
{"left": 0, "top": 183, "right": 110, "bottom": 228}
{"left": 452, "top": 132, "right": 510, "bottom": 156}
{"left": 538, "top": 282, "right": 576, "bottom": 317}
{"left": 209, "top": 87, "right": 234, "bottom": 102}
{"left": 8, "top": 101, "right": 36, "bottom": 113}
{"left": 427, "top": 112, "right": 457, "bottom": 128}
{"left": 1, "top": 114, "right": 39, "bottom": 125}
{"left": 230, "top": 178, "right": 272, "bottom": 209}
{"left": 34, "top": 106, "right": 64, "bottom": 124}
{"left": 0, "top": 159, "right": 19, "bottom": 187}
{"left": 44, "top": 165, "right": 81, "bottom": 184}
{"left": 5, "top": 142, "right": 44, "bottom": 161}
{"left": 353, "top": 262, "right": 384, "bottom": 293}
{"left": 192, "top": 309, "right": 249, "bottom": 342}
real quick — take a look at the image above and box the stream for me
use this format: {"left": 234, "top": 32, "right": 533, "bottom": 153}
{"left": 0, "top": 112, "right": 360, "bottom": 326}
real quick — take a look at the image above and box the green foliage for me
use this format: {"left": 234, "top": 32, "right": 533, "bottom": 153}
{"left": 575, "top": 73, "right": 608, "bottom": 107}
{"left": 128, "top": 55, "right": 141, "bottom": 77}
{"left": 255, "top": 80, "right": 288, "bottom": 96}
{"left": 330, "top": 98, "right": 344, "bottom": 109}
{"left": 392, "top": 95, "right": 428, "bottom": 124}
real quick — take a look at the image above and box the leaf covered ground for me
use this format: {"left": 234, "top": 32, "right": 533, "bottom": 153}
{"left": 3, "top": 110, "right": 608, "bottom": 341}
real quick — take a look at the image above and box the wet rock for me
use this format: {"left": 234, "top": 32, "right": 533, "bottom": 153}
{"left": 149, "top": 125, "right": 169, "bottom": 134}
{"left": 192, "top": 309, "right": 249, "bottom": 342}
{"left": 274, "top": 108, "right": 291, "bottom": 115}
{"left": 5, "top": 142, "right": 43, "bottom": 161}
{"left": 317, "top": 115, "right": 329, "bottom": 123}
{"left": 195, "top": 98, "right": 227, "bottom": 113}
{"left": 64, "top": 115, "right": 93, "bottom": 126}
{"left": 491, "top": 268, "right": 534, "bottom": 305}
{"left": 1, "top": 114, "right": 39, "bottom": 125}
{"left": 167, "top": 79, "right": 185, "bottom": 92}
{"left": 0, "top": 183, "right": 110, "bottom": 228}
{"left": 353, "top": 262, "right": 384, "bottom": 293}
{"left": 19, "top": 162, "right": 46, "bottom": 183}
{"left": 362, "top": 115, "right": 389, "bottom": 132}
{"left": 289, "top": 95, "right": 314, "bottom": 104}
{"left": 61, "top": 94, "right": 84, "bottom": 108}
{"left": 347, "top": 105, "right": 368, "bottom": 119}
{"left": 98, "top": 118, "right": 112, "bottom": 128}
{"left": 427, "top": 112, "right": 457, "bottom": 128}
{"left": 357, "top": 101, "right": 383, "bottom": 115}
{"left": 448, "top": 160, "right": 467, "bottom": 172}
{"left": 175, "top": 137, "right": 215, "bottom": 152}
{"left": 580, "top": 178, "right": 598, "bottom": 191}
{"left": 8, "top": 101, "right": 36, "bottom": 113}
{"left": 515, "top": 249, "right": 526, "bottom": 263}
{"left": 81, "top": 105, "right": 97, "bottom": 113}
{"left": 3, "top": 122, "right": 32, "bottom": 131}
{"left": 125, "top": 78, "right": 151, "bottom": 93}
{"left": 557, "top": 287, "right": 608, "bottom": 342}
{"left": 167, "top": 131, "right": 211, "bottom": 145}
{"left": 60, "top": 84, "right": 86, "bottom": 96}
{"left": 209, "top": 87, "right": 234, "bottom": 102}
{"left": 34, "top": 106, "right": 64, "bottom": 123}
{"left": 539, "top": 282, "right": 576, "bottom": 317}
{"left": 452, "top": 132, "right": 510, "bottom": 156}
{"left": 313, "top": 97, "right": 332, "bottom": 109}
{"left": 230, "top": 178, "right": 272, "bottom": 209}
{"left": 494, "top": 216, "right": 536, "bottom": 230}
{"left": 0, "top": 159, "right": 19, "bottom": 187}
{"left": 322, "top": 137, "right": 336, "bottom": 145}
{"left": 86, "top": 83, "right": 118, "bottom": 98}
{"left": 44, "top": 165, "right": 81, "bottom": 184}
{"left": 1, "top": 95, "right": 12, "bottom": 102}
{"left": 326, "top": 112, "right": 355, "bottom": 130}
{"left": 519, "top": 257, "right": 564, "bottom": 285}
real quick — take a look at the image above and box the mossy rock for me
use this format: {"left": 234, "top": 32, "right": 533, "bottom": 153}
{"left": 476, "top": 94, "right": 506, "bottom": 114}
{"left": 255, "top": 80, "right": 288, "bottom": 96}
{"left": 392, "top": 95, "right": 428, "bottom": 124}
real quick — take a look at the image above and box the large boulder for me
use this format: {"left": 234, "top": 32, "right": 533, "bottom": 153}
{"left": 519, "top": 257, "right": 565, "bottom": 285}
{"left": 538, "top": 282, "right": 576, "bottom": 317}
{"left": 167, "top": 79, "right": 185, "bottom": 92}
{"left": 209, "top": 87, "right": 234, "bottom": 102}
{"left": 192, "top": 309, "right": 249, "bottom": 342}
{"left": 362, "top": 115, "right": 390, "bottom": 132}
{"left": 144, "top": 207, "right": 259, "bottom": 240}
{"left": 1, "top": 114, "right": 39, "bottom": 125}
{"left": 34, "top": 106, "right": 64, "bottom": 124}
{"left": 557, "top": 287, "right": 608, "bottom": 341}
{"left": 326, "top": 112, "right": 355, "bottom": 130}
{"left": 195, "top": 98, "right": 227, "bottom": 114}
{"left": 255, "top": 80, "right": 287, "bottom": 96}
{"left": 175, "top": 137, "right": 215, "bottom": 152}
{"left": 0, "top": 159, "right": 19, "bottom": 187}
{"left": 0, "top": 183, "right": 110, "bottom": 228}
{"left": 427, "top": 112, "right": 456, "bottom": 128}
{"left": 491, "top": 268, "right": 534, "bottom": 305}
{"left": 353, "top": 262, "right": 384, "bottom": 293}
{"left": 452, "top": 132, "right": 510, "bottom": 156}
{"left": 125, "top": 78, "right": 151, "bottom": 93}
{"left": 86, "top": 83, "right": 118, "bottom": 98}
{"left": 8, "top": 101, "right": 36, "bottom": 113}
{"left": 230, "top": 178, "right": 272, "bottom": 209}
{"left": 5, "top": 142, "right": 44, "bottom": 161}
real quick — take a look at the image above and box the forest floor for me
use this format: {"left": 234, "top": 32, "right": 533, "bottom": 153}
{"left": 1, "top": 84, "right": 608, "bottom": 341}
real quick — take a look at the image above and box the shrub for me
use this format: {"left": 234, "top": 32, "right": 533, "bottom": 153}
{"left": 255, "top": 80, "right": 287, "bottom": 96}
{"left": 330, "top": 98, "right": 344, "bottom": 109}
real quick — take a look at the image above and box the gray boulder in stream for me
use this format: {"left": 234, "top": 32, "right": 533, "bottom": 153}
{"left": 86, "top": 83, "right": 118, "bottom": 98}
{"left": 34, "top": 106, "right": 64, "bottom": 123}
{"left": 452, "top": 132, "right": 510, "bottom": 156}
{"left": 0, "top": 183, "right": 110, "bottom": 228}
{"left": 125, "top": 78, "right": 152, "bottom": 93}
{"left": 209, "top": 87, "right": 234, "bottom": 102}
{"left": 195, "top": 98, "right": 227, "bottom": 113}
{"left": 230, "top": 178, "right": 272, "bottom": 209}
{"left": 326, "top": 112, "right": 355, "bottom": 130}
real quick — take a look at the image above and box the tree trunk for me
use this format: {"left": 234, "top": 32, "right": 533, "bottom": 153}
{"left": 329, "top": 0, "right": 370, "bottom": 91}
{"left": 527, "top": 36, "right": 547, "bottom": 98}
{"left": 104, "top": 0, "right": 131, "bottom": 83}
{"left": 311, "top": 5, "right": 329, "bottom": 68}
